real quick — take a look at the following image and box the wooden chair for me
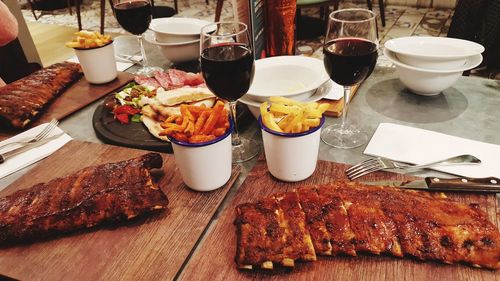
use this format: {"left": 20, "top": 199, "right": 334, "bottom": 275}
{"left": 366, "top": 0, "right": 385, "bottom": 27}
{"left": 296, "top": 0, "right": 385, "bottom": 27}
{"left": 296, "top": 0, "right": 339, "bottom": 24}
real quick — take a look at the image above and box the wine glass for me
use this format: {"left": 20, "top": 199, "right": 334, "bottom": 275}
{"left": 321, "top": 8, "right": 379, "bottom": 149}
{"left": 200, "top": 22, "right": 260, "bottom": 163}
{"left": 111, "top": 0, "right": 162, "bottom": 76}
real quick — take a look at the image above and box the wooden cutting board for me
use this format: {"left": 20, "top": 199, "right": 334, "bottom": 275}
{"left": 0, "top": 140, "right": 240, "bottom": 281}
{"left": 0, "top": 72, "right": 134, "bottom": 141}
{"left": 179, "top": 157, "right": 500, "bottom": 281}
{"left": 319, "top": 84, "right": 360, "bottom": 117}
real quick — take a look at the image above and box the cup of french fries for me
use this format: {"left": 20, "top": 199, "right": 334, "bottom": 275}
{"left": 259, "top": 96, "right": 328, "bottom": 182}
{"left": 160, "top": 101, "right": 233, "bottom": 191}
{"left": 66, "top": 30, "right": 117, "bottom": 84}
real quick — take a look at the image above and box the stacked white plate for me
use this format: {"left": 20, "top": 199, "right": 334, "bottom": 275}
{"left": 240, "top": 56, "right": 331, "bottom": 118}
{"left": 145, "top": 18, "right": 214, "bottom": 64}
{"left": 384, "top": 37, "right": 484, "bottom": 96}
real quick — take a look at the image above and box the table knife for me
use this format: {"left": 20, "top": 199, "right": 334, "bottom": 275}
{"left": 0, "top": 133, "right": 65, "bottom": 164}
{"left": 362, "top": 177, "right": 500, "bottom": 193}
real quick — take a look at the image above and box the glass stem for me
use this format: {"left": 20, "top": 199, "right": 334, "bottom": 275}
{"left": 341, "top": 86, "right": 351, "bottom": 129}
{"left": 229, "top": 101, "right": 241, "bottom": 146}
{"left": 137, "top": 35, "right": 149, "bottom": 67}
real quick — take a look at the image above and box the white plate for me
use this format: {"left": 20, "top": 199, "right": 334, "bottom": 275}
{"left": 246, "top": 56, "right": 330, "bottom": 102}
{"left": 241, "top": 80, "right": 331, "bottom": 118}
{"left": 384, "top": 37, "right": 484, "bottom": 60}
{"left": 384, "top": 48, "right": 483, "bottom": 73}
{"left": 150, "top": 18, "right": 213, "bottom": 35}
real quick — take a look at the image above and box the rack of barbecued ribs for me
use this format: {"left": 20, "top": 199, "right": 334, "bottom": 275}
{"left": 0, "top": 153, "right": 168, "bottom": 245}
{"left": 0, "top": 62, "right": 82, "bottom": 129}
{"left": 235, "top": 181, "right": 500, "bottom": 270}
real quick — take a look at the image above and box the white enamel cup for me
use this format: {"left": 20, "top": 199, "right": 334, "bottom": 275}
{"left": 74, "top": 41, "right": 117, "bottom": 84}
{"left": 259, "top": 116, "right": 325, "bottom": 182}
{"left": 169, "top": 120, "right": 233, "bottom": 191}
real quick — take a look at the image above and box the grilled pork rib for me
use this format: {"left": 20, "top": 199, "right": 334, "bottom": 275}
{"left": 235, "top": 182, "right": 500, "bottom": 270}
{"left": 0, "top": 153, "right": 168, "bottom": 244}
{"left": 0, "top": 62, "right": 82, "bottom": 129}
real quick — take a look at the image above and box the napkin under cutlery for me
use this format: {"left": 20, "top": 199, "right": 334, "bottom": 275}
{"left": 0, "top": 123, "right": 72, "bottom": 180}
{"left": 364, "top": 123, "right": 500, "bottom": 178}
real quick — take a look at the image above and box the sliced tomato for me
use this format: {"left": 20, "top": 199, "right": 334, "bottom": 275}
{"left": 114, "top": 105, "right": 140, "bottom": 115}
{"left": 115, "top": 113, "right": 130, "bottom": 124}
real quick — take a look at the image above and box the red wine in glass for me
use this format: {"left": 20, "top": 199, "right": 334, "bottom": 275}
{"left": 200, "top": 43, "right": 255, "bottom": 101}
{"left": 113, "top": 1, "right": 152, "bottom": 35}
{"left": 111, "top": 0, "right": 161, "bottom": 76}
{"left": 323, "top": 38, "right": 378, "bottom": 86}
{"left": 320, "top": 8, "right": 378, "bottom": 149}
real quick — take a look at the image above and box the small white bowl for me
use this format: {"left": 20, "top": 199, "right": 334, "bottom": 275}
{"left": 246, "top": 56, "right": 330, "bottom": 102}
{"left": 240, "top": 79, "right": 332, "bottom": 118}
{"left": 169, "top": 121, "right": 233, "bottom": 192}
{"left": 259, "top": 116, "right": 324, "bottom": 182}
{"left": 145, "top": 32, "right": 199, "bottom": 64}
{"left": 149, "top": 17, "right": 213, "bottom": 43}
{"left": 384, "top": 48, "right": 483, "bottom": 96}
{"left": 384, "top": 36, "right": 484, "bottom": 70}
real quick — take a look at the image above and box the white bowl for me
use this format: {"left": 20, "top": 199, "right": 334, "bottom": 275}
{"left": 149, "top": 17, "right": 213, "bottom": 43}
{"left": 384, "top": 36, "right": 484, "bottom": 70}
{"left": 240, "top": 79, "right": 332, "bottom": 118}
{"left": 246, "top": 56, "right": 330, "bottom": 103}
{"left": 384, "top": 48, "right": 483, "bottom": 96}
{"left": 144, "top": 32, "right": 199, "bottom": 64}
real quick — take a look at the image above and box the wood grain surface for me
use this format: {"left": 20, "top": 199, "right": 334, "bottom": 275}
{"left": 319, "top": 84, "right": 360, "bottom": 117}
{"left": 0, "top": 72, "right": 134, "bottom": 141}
{"left": 0, "top": 140, "right": 240, "bottom": 281}
{"left": 179, "top": 157, "right": 500, "bottom": 281}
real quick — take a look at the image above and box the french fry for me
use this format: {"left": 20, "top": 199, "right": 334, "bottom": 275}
{"left": 201, "top": 101, "right": 224, "bottom": 135}
{"left": 194, "top": 111, "right": 209, "bottom": 134}
{"left": 269, "top": 103, "right": 298, "bottom": 115}
{"left": 162, "top": 100, "right": 230, "bottom": 144}
{"left": 172, "top": 132, "right": 189, "bottom": 142}
{"left": 212, "top": 127, "right": 226, "bottom": 137}
{"left": 65, "top": 30, "right": 112, "bottom": 49}
{"left": 269, "top": 96, "right": 301, "bottom": 106}
{"left": 261, "top": 96, "right": 328, "bottom": 133}
{"left": 184, "top": 120, "right": 195, "bottom": 135}
{"left": 189, "top": 134, "right": 216, "bottom": 143}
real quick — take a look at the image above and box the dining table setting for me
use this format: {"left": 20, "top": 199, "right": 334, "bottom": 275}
{"left": 1, "top": 5, "right": 500, "bottom": 281}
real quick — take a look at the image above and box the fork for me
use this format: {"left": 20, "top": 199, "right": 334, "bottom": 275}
{"left": 0, "top": 119, "right": 59, "bottom": 151}
{"left": 345, "top": 154, "right": 481, "bottom": 180}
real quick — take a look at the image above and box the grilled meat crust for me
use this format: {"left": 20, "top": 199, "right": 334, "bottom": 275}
{"left": 0, "top": 153, "right": 168, "bottom": 245}
{"left": 0, "top": 62, "right": 82, "bottom": 129}
{"left": 235, "top": 181, "right": 500, "bottom": 270}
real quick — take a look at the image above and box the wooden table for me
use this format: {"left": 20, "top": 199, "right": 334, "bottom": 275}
{"left": 1, "top": 39, "right": 500, "bottom": 280}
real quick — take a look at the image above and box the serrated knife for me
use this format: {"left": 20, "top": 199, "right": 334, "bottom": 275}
{"left": 362, "top": 177, "right": 500, "bottom": 193}
{"left": 0, "top": 133, "right": 65, "bottom": 164}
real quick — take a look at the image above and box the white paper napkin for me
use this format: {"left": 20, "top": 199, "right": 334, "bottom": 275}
{"left": 323, "top": 81, "right": 344, "bottom": 101}
{"left": 66, "top": 55, "right": 134, "bottom": 72}
{"left": 0, "top": 123, "right": 72, "bottom": 179}
{"left": 364, "top": 123, "right": 500, "bottom": 178}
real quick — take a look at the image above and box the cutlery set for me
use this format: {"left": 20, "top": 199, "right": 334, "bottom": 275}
{"left": 346, "top": 154, "right": 500, "bottom": 193}
{"left": 0, "top": 119, "right": 60, "bottom": 164}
